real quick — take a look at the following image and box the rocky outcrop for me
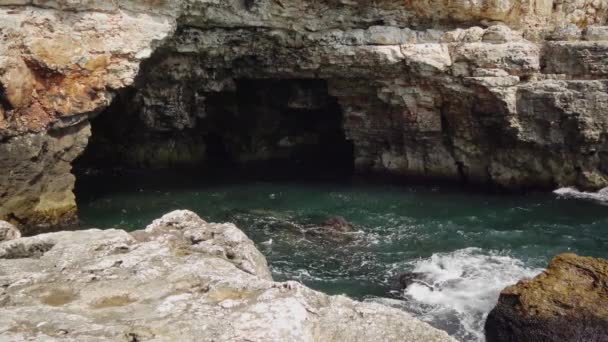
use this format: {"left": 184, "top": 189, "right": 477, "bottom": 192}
{"left": 136, "top": 18, "right": 608, "bottom": 190}
{"left": 0, "top": 210, "right": 455, "bottom": 341}
{"left": 0, "top": 220, "right": 19, "bottom": 241}
{"left": 485, "top": 253, "right": 608, "bottom": 342}
{"left": 0, "top": 2, "right": 176, "bottom": 231}
{"left": 2, "top": 1, "right": 608, "bottom": 231}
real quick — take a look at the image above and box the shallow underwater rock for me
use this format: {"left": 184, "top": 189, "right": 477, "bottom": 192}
{"left": 318, "top": 216, "right": 354, "bottom": 233}
{"left": 302, "top": 216, "right": 358, "bottom": 242}
{"left": 0, "top": 210, "right": 456, "bottom": 342}
{"left": 227, "top": 210, "right": 361, "bottom": 244}
{"left": 485, "top": 253, "right": 608, "bottom": 342}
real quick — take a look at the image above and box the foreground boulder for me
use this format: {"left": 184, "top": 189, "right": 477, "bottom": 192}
{"left": 0, "top": 210, "right": 455, "bottom": 341}
{"left": 485, "top": 253, "right": 608, "bottom": 342}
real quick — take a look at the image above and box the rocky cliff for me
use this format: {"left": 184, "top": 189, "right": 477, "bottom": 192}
{"left": 0, "top": 1, "right": 177, "bottom": 231}
{"left": 2, "top": 0, "right": 608, "bottom": 231}
{"left": 0, "top": 210, "right": 455, "bottom": 341}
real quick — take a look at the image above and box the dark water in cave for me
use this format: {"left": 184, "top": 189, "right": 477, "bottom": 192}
{"left": 75, "top": 171, "right": 608, "bottom": 341}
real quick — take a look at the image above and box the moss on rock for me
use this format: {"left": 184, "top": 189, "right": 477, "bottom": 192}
{"left": 485, "top": 253, "right": 608, "bottom": 342}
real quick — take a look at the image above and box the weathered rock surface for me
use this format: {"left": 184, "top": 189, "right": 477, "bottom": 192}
{"left": 0, "top": 220, "right": 19, "bottom": 241}
{"left": 100, "top": 20, "right": 608, "bottom": 193}
{"left": 2, "top": 1, "right": 608, "bottom": 231}
{"left": 0, "top": 2, "right": 176, "bottom": 231}
{"left": 0, "top": 210, "right": 455, "bottom": 342}
{"left": 485, "top": 253, "right": 608, "bottom": 342}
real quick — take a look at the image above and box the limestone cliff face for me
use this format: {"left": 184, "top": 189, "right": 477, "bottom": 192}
{"left": 1, "top": 0, "right": 608, "bottom": 231}
{"left": 0, "top": 1, "right": 177, "bottom": 230}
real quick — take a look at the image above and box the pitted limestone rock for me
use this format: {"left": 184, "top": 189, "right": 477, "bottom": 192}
{"left": 0, "top": 210, "right": 456, "bottom": 342}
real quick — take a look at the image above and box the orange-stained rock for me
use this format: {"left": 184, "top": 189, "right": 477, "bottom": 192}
{"left": 2, "top": 0, "right": 608, "bottom": 233}
{"left": 0, "top": 4, "right": 176, "bottom": 229}
{"left": 485, "top": 253, "right": 608, "bottom": 342}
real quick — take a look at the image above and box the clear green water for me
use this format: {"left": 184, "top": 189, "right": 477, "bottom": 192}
{"left": 76, "top": 171, "right": 608, "bottom": 342}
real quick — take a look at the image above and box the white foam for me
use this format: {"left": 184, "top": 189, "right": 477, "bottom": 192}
{"left": 400, "top": 248, "right": 542, "bottom": 341}
{"left": 554, "top": 187, "right": 608, "bottom": 204}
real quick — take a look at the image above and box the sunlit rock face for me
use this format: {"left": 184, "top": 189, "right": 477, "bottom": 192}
{"left": 2, "top": 0, "right": 608, "bottom": 232}
{"left": 0, "top": 2, "right": 176, "bottom": 232}
{"left": 0, "top": 210, "right": 456, "bottom": 342}
{"left": 486, "top": 253, "right": 608, "bottom": 342}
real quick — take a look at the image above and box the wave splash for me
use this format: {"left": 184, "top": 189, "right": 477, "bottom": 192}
{"left": 397, "top": 248, "right": 541, "bottom": 341}
{"left": 554, "top": 187, "right": 608, "bottom": 204}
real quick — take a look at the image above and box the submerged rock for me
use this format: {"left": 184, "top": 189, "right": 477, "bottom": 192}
{"left": 485, "top": 253, "right": 608, "bottom": 342}
{"left": 302, "top": 216, "right": 358, "bottom": 242}
{"left": 229, "top": 210, "right": 360, "bottom": 243}
{"left": 0, "top": 210, "right": 455, "bottom": 342}
{"left": 0, "top": 220, "right": 20, "bottom": 242}
{"left": 318, "top": 216, "right": 354, "bottom": 232}
{"left": 391, "top": 272, "right": 431, "bottom": 293}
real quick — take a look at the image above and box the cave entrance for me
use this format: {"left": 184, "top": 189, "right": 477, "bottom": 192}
{"left": 74, "top": 78, "right": 354, "bottom": 183}
{"left": 202, "top": 79, "right": 354, "bottom": 177}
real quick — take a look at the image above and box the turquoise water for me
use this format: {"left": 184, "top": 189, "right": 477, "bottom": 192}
{"left": 76, "top": 171, "right": 608, "bottom": 341}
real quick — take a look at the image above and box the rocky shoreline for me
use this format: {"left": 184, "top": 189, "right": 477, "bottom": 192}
{"left": 2, "top": 1, "right": 608, "bottom": 231}
{"left": 486, "top": 253, "right": 608, "bottom": 342}
{"left": 0, "top": 210, "right": 455, "bottom": 341}
{"left": 2, "top": 211, "right": 607, "bottom": 341}
{"left": 1, "top": 1, "right": 608, "bottom": 340}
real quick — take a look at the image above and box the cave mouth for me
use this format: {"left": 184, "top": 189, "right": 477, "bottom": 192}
{"left": 74, "top": 78, "right": 355, "bottom": 186}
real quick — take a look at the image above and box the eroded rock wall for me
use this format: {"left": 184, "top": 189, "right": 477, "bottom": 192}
{"left": 0, "top": 2, "right": 177, "bottom": 231}
{"left": 1, "top": 0, "right": 608, "bottom": 231}
{"left": 126, "top": 16, "right": 608, "bottom": 189}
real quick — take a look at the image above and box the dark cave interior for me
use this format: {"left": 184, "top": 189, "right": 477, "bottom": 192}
{"left": 74, "top": 78, "right": 355, "bottom": 181}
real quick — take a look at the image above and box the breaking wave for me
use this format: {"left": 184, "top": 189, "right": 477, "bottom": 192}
{"left": 554, "top": 187, "right": 608, "bottom": 204}
{"left": 396, "top": 248, "right": 542, "bottom": 341}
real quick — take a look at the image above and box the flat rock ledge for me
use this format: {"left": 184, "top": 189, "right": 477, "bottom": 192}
{"left": 0, "top": 210, "right": 454, "bottom": 342}
{"left": 485, "top": 253, "right": 608, "bottom": 342}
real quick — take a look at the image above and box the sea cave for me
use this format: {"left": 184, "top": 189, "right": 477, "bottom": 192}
{"left": 2, "top": 1, "right": 608, "bottom": 342}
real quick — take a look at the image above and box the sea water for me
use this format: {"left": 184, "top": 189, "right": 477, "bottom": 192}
{"left": 76, "top": 171, "right": 608, "bottom": 341}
